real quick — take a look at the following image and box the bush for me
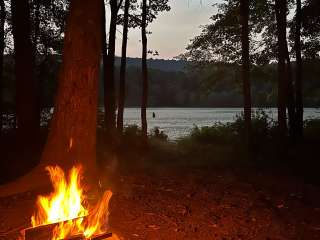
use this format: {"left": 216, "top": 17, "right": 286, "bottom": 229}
{"left": 304, "top": 119, "right": 320, "bottom": 140}
{"left": 188, "top": 124, "right": 235, "bottom": 144}
{"left": 123, "top": 124, "right": 142, "bottom": 138}
{"left": 150, "top": 127, "right": 168, "bottom": 141}
{"left": 181, "top": 110, "right": 275, "bottom": 145}
{"left": 232, "top": 109, "right": 275, "bottom": 142}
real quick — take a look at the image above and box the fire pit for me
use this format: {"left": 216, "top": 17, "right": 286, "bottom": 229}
{"left": 21, "top": 165, "right": 118, "bottom": 240}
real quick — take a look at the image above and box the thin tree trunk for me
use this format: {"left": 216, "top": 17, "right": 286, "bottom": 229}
{"left": 141, "top": 0, "right": 148, "bottom": 140}
{"left": 285, "top": 43, "right": 296, "bottom": 140}
{"left": 33, "top": 0, "right": 40, "bottom": 57}
{"left": 240, "top": 0, "right": 252, "bottom": 147}
{"left": 33, "top": 0, "right": 41, "bottom": 131}
{"left": 117, "top": 0, "right": 130, "bottom": 133}
{"left": 295, "top": 0, "right": 303, "bottom": 140}
{"left": 104, "top": 0, "right": 118, "bottom": 135}
{"left": 41, "top": 0, "right": 102, "bottom": 185}
{"left": 11, "top": 0, "right": 39, "bottom": 142}
{"left": 0, "top": 0, "right": 5, "bottom": 134}
{"left": 275, "top": 0, "right": 288, "bottom": 141}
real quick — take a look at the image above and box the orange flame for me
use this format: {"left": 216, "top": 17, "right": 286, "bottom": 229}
{"left": 31, "top": 165, "right": 117, "bottom": 240}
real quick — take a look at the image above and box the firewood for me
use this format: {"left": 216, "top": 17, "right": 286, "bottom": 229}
{"left": 62, "top": 234, "right": 85, "bottom": 240}
{"left": 24, "top": 223, "right": 57, "bottom": 240}
{"left": 90, "top": 232, "right": 113, "bottom": 240}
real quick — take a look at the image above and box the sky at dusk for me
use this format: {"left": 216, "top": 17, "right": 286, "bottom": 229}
{"left": 110, "top": 0, "right": 221, "bottom": 59}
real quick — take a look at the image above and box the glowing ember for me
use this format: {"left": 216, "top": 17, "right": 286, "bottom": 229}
{"left": 30, "top": 165, "right": 118, "bottom": 240}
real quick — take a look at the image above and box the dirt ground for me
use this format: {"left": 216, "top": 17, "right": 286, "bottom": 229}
{"left": 1, "top": 165, "right": 320, "bottom": 240}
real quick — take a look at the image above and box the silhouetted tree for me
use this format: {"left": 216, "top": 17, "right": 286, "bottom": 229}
{"left": 141, "top": 0, "right": 148, "bottom": 139}
{"left": 117, "top": 0, "right": 130, "bottom": 133}
{"left": 11, "top": 0, "right": 39, "bottom": 140}
{"left": 285, "top": 42, "right": 296, "bottom": 140}
{"left": 275, "top": 0, "right": 288, "bottom": 140}
{"left": 140, "top": 0, "right": 170, "bottom": 139}
{"left": 41, "top": 0, "right": 102, "bottom": 184}
{"left": 103, "top": 0, "right": 123, "bottom": 136}
{"left": 240, "top": 0, "right": 252, "bottom": 146}
{"left": 295, "top": 0, "right": 303, "bottom": 139}
{"left": 0, "top": 0, "right": 5, "bottom": 134}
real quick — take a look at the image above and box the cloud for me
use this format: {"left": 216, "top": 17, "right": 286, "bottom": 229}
{"left": 114, "top": 0, "right": 220, "bottom": 59}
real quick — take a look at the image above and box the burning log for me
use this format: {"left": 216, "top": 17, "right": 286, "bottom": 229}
{"left": 24, "top": 223, "right": 113, "bottom": 240}
{"left": 62, "top": 234, "right": 85, "bottom": 240}
{"left": 89, "top": 232, "right": 113, "bottom": 240}
{"left": 61, "top": 232, "right": 113, "bottom": 240}
{"left": 24, "top": 223, "right": 56, "bottom": 240}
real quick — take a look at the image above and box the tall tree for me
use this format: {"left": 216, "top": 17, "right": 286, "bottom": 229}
{"left": 275, "top": 0, "right": 288, "bottom": 141}
{"left": 141, "top": 0, "right": 148, "bottom": 139}
{"left": 240, "top": 0, "right": 252, "bottom": 146}
{"left": 295, "top": 0, "right": 303, "bottom": 139}
{"left": 0, "top": 0, "right": 5, "bottom": 134}
{"left": 33, "top": 0, "right": 41, "bottom": 57}
{"left": 140, "top": 0, "right": 170, "bottom": 139}
{"left": 117, "top": 0, "right": 130, "bottom": 133}
{"left": 11, "top": 0, "right": 39, "bottom": 140}
{"left": 41, "top": 0, "right": 102, "bottom": 184}
{"left": 103, "top": 0, "right": 122, "bottom": 136}
{"left": 285, "top": 43, "right": 296, "bottom": 140}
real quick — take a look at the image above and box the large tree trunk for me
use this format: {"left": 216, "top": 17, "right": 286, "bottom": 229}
{"left": 240, "top": 0, "right": 252, "bottom": 147}
{"left": 0, "top": 0, "right": 5, "bottom": 134}
{"left": 275, "top": 0, "right": 288, "bottom": 141}
{"left": 295, "top": 0, "right": 303, "bottom": 140}
{"left": 41, "top": 0, "right": 102, "bottom": 184}
{"left": 141, "top": 0, "right": 148, "bottom": 139}
{"left": 11, "top": 0, "right": 39, "bottom": 141}
{"left": 104, "top": 0, "right": 118, "bottom": 136}
{"left": 117, "top": 0, "right": 130, "bottom": 134}
{"left": 0, "top": 0, "right": 102, "bottom": 197}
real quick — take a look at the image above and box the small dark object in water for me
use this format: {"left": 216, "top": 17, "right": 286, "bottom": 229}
{"left": 152, "top": 112, "right": 156, "bottom": 118}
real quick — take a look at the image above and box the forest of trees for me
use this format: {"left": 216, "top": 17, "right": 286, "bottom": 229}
{"left": 0, "top": 0, "right": 319, "bottom": 151}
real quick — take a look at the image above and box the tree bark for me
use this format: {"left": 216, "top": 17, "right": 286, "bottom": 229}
{"left": 117, "top": 0, "right": 130, "bottom": 134}
{"left": 285, "top": 43, "right": 296, "bottom": 140}
{"left": 33, "top": 0, "right": 41, "bottom": 132}
{"left": 240, "top": 0, "right": 252, "bottom": 147}
{"left": 275, "top": 0, "right": 288, "bottom": 141}
{"left": 11, "top": 0, "right": 39, "bottom": 141}
{"left": 104, "top": 0, "right": 118, "bottom": 135}
{"left": 141, "top": 0, "right": 148, "bottom": 139}
{"left": 33, "top": 0, "right": 40, "bottom": 57}
{"left": 295, "top": 0, "right": 303, "bottom": 140}
{"left": 41, "top": 0, "right": 102, "bottom": 185}
{"left": 0, "top": 0, "right": 5, "bottom": 134}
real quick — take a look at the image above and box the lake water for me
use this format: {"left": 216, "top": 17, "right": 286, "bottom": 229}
{"left": 122, "top": 108, "right": 320, "bottom": 140}
{"left": 2, "top": 108, "right": 319, "bottom": 140}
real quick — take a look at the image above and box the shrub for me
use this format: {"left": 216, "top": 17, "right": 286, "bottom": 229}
{"left": 123, "top": 125, "right": 142, "bottom": 138}
{"left": 150, "top": 127, "right": 168, "bottom": 141}
{"left": 304, "top": 118, "right": 320, "bottom": 140}
{"left": 188, "top": 124, "right": 235, "bottom": 144}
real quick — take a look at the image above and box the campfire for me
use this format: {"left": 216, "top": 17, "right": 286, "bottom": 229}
{"left": 22, "top": 165, "right": 118, "bottom": 240}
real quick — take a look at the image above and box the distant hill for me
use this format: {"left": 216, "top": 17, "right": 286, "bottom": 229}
{"left": 115, "top": 57, "right": 187, "bottom": 72}
{"left": 1, "top": 55, "right": 320, "bottom": 108}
